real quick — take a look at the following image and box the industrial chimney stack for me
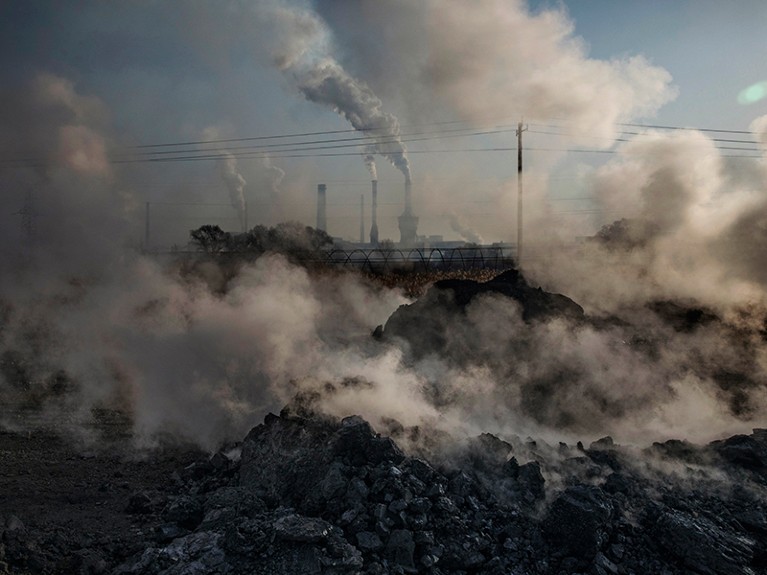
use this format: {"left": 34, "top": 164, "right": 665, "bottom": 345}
{"left": 398, "top": 179, "right": 419, "bottom": 246}
{"left": 316, "top": 184, "right": 327, "bottom": 232}
{"left": 369, "top": 180, "right": 379, "bottom": 245}
{"left": 359, "top": 194, "right": 365, "bottom": 244}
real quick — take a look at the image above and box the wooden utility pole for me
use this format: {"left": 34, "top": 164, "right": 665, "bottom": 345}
{"left": 516, "top": 120, "right": 528, "bottom": 267}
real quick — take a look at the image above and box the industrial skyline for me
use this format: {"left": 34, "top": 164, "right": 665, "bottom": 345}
{"left": 2, "top": 0, "right": 766, "bottom": 259}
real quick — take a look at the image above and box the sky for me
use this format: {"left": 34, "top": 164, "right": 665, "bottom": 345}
{"left": 1, "top": 0, "right": 766, "bottom": 247}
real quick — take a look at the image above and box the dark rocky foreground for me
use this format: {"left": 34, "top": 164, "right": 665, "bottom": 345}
{"left": 4, "top": 268, "right": 767, "bottom": 574}
{"left": 3, "top": 410, "right": 767, "bottom": 575}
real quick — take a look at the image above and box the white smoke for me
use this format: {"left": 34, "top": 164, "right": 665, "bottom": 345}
{"left": 363, "top": 147, "right": 378, "bottom": 181}
{"left": 201, "top": 127, "right": 248, "bottom": 232}
{"left": 313, "top": 0, "right": 675, "bottom": 144}
{"left": 522, "top": 127, "right": 767, "bottom": 315}
{"left": 5, "top": 10, "right": 767, "bottom": 458}
{"left": 751, "top": 114, "right": 767, "bottom": 150}
{"left": 220, "top": 153, "right": 247, "bottom": 232}
{"left": 256, "top": 3, "right": 411, "bottom": 182}
{"left": 447, "top": 212, "right": 484, "bottom": 245}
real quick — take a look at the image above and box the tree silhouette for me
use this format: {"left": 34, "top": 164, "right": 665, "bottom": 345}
{"left": 190, "top": 225, "right": 231, "bottom": 253}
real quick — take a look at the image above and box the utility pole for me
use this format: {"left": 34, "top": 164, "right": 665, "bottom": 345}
{"left": 516, "top": 120, "right": 528, "bottom": 267}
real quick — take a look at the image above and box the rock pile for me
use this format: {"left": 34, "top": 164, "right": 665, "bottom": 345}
{"left": 378, "top": 269, "right": 584, "bottom": 358}
{"left": 107, "top": 408, "right": 767, "bottom": 575}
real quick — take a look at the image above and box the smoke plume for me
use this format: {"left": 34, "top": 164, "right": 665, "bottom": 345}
{"left": 447, "top": 212, "right": 484, "bottom": 245}
{"left": 201, "top": 126, "right": 248, "bottom": 232}
{"left": 220, "top": 153, "right": 247, "bottom": 232}
{"left": 363, "top": 147, "right": 377, "bottom": 181}
{"left": 258, "top": 3, "right": 411, "bottom": 182}
{"left": 314, "top": 0, "right": 675, "bottom": 143}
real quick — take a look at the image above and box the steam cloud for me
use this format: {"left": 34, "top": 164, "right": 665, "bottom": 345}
{"left": 314, "top": 0, "right": 676, "bottom": 143}
{"left": 3, "top": 5, "right": 767, "bottom": 458}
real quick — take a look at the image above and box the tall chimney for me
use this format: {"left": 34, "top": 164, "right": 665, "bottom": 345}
{"left": 404, "top": 178, "right": 413, "bottom": 215}
{"left": 369, "top": 180, "right": 379, "bottom": 245}
{"left": 316, "top": 184, "right": 327, "bottom": 232}
{"left": 359, "top": 194, "right": 365, "bottom": 244}
{"left": 398, "top": 178, "right": 419, "bottom": 246}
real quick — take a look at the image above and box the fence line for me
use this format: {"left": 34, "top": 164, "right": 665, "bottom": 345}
{"left": 153, "top": 246, "right": 517, "bottom": 273}
{"left": 316, "top": 247, "right": 515, "bottom": 273}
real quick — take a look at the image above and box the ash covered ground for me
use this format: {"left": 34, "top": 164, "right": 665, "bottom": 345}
{"left": 3, "top": 263, "right": 767, "bottom": 575}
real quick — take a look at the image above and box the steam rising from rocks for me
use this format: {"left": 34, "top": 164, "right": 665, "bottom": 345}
{"left": 526, "top": 128, "right": 767, "bottom": 314}
{"left": 3, "top": 7, "right": 767, "bottom": 455}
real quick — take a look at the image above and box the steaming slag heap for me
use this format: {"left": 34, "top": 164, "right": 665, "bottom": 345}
{"left": 105, "top": 405, "right": 767, "bottom": 575}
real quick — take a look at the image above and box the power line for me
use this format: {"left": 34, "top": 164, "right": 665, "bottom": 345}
{"left": 134, "top": 124, "right": 520, "bottom": 157}
{"left": 133, "top": 117, "right": 516, "bottom": 149}
{"left": 135, "top": 117, "right": 755, "bottom": 150}
{"left": 619, "top": 122, "right": 753, "bottom": 135}
{"left": 2, "top": 118, "right": 763, "bottom": 169}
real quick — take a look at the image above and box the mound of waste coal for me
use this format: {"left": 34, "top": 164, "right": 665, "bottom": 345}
{"left": 97, "top": 409, "right": 767, "bottom": 575}
{"left": 378, "top": 268, "right": 584, "bottom": 357}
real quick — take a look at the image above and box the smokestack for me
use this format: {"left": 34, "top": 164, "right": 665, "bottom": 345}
{"left": 359, "top": 194, "right": 365, "bottom": 244}
{"left": 316, "top": 184, "right": 327, "bottom": 232}
{"left": 398, "top": 178, "right": 419, "bottom": 246}
{"left": 370, "top": 180, "right": 379, "bottom": 245}
{"left": 404, "top": 178, "right": 412, "bottom": 216}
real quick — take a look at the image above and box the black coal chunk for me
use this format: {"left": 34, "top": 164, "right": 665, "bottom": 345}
{"left": 542, "top": 485, "right": 613, "bottom": 561}
{"left": 653, "top": 509, "right": 755, "bottom": 575}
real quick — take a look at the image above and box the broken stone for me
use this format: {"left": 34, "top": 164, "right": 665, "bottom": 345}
{"left": 654, "top": 509, "right": 755, "bottom": 575}
{"left": 273, "top": 514, "right": 333, "bottom": 543}
{"left": 385, "top": 529, "right": 416, "bottom": 570}
{"left": 542, "top": 485, "right": 612, "bottom": 560}
{"left": 356, "top": 531, "right": 384, "bottom": 552}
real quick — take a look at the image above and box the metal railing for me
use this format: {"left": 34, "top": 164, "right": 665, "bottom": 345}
{"left": 316, "top": 247, "right": 515, "bottom": 273}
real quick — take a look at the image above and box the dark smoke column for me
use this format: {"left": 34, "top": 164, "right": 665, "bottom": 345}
{"left": 398, "top": 178, "right": 418, "bottom": 247}
{"left": 369, "top": 180, "right": 379, "bottom": 245}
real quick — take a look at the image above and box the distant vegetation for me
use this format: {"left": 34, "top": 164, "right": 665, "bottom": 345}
{"left": 189, "top": 222, "right": 333, "bottom": 262}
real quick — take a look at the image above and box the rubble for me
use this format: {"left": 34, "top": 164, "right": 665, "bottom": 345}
{"left": 378, "top": 269, "right": 584, "bottom": 357}
{"left": 5, "top": 267, "right": 767, "bottom": 574}
{"left": 5, "top": 411, "right": 767, "bottom": 574}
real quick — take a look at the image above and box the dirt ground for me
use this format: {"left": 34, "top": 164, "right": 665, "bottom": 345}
{"left": 0, "top": 426, "right": 204, "bottom": 573}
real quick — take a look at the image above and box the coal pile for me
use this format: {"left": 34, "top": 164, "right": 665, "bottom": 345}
{"left": 3, "top": 408, "right": 767, "bottom": 574}
{"left": 82, "top": 408, "right": 767, "bottom": 575}
{"left": 5, "top": 267, "right": 767, "bottom": 575}
{"left": 378, "top": 269, "right": 584, "bottom": 358}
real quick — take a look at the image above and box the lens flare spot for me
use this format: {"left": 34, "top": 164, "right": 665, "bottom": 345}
{"left": 738, "top": 81, "right": 767, "bottom": 105}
